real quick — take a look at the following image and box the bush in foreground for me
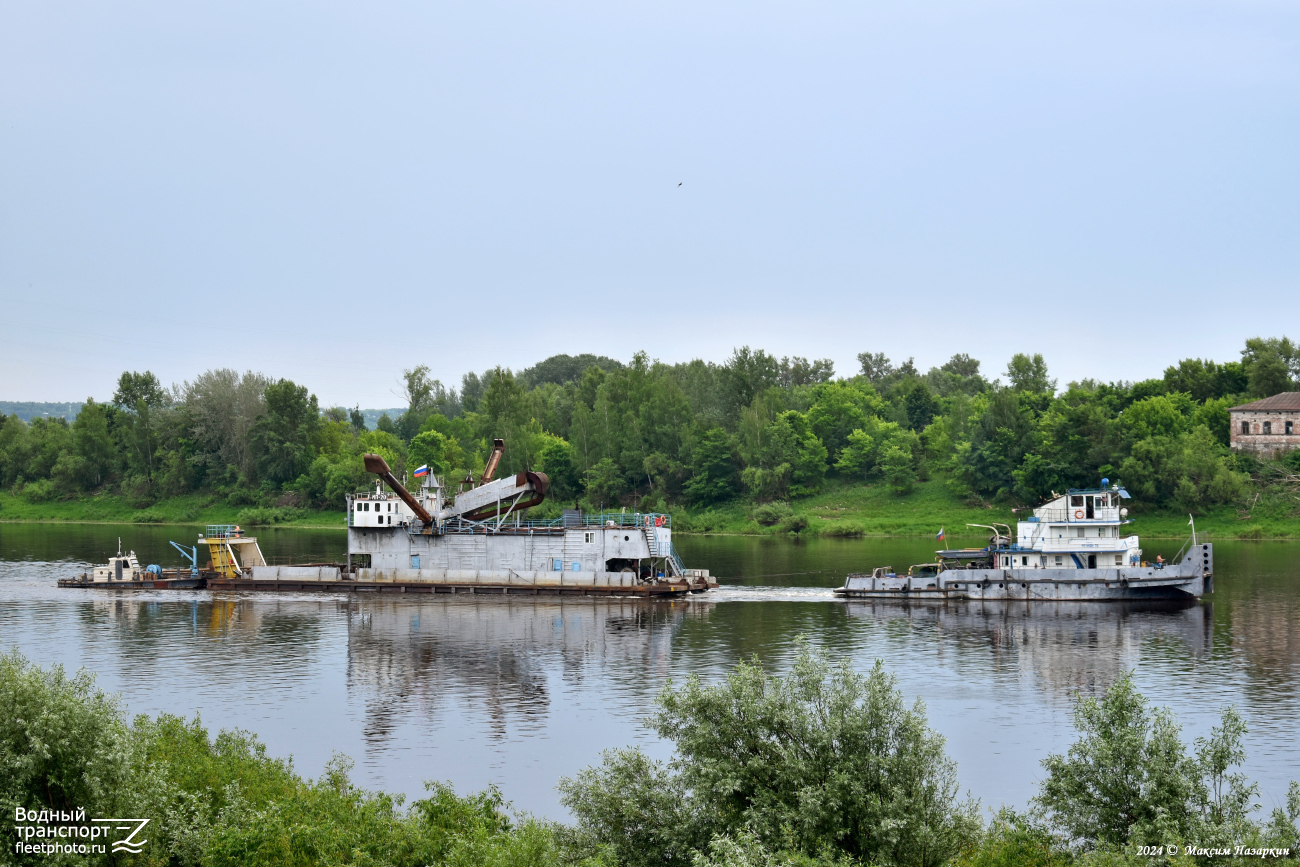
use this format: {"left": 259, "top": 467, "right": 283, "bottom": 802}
{"left": 0, "top": 648, "right": 599, "bottom": 867}
{"left": 560, "top": 641, "right": 979, "bottom": 867}
{"left": 6, "top": 644, "right": 1300, "bottom": 867}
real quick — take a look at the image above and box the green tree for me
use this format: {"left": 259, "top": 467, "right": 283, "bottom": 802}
{"left": 181, "top": 369, "right": 269, "bottom": 481}
{"left": 584, "top": 458, "right": 627, "bottom": 508}
{"left": 519, "top": 353, "right": 623, "bottom": 388}
{"left": 560, "top": 642, "right": 979, "bottom": 867}
{"left": 880, "top": 444, "right": 918, "bottom": 494}
{"left": 805, "top": 381, "right": 880, "bottom": 463}
{"left": 250, "top": 379, "right": 320, "bottom": 487}
{"left": 1242, "top": 336, "right": 1299, "bottom": 397}
{"left": 0, "top": 414, "right": 33, "bottom": 486}
{"left": 722, "top": 347, "right": 782, "bottom": 426}
{"left": 857, "top": 351, "right": 894, "bottom": 383}
{"left": 536, "top": 436, "right": 582, "bottom": 504}
{"left": 72, "top": 399, "right": 115, "bottom": 487}
{"left": 480, "top": 368, "right": 538, "bottom": 472}
{"left": 0, "top": 650, "right": 144, "bottom": 860}
{"left": 749, "top": 411, "right": 827, "bottom": 499}
{"left": 902, "top": 381, "right": 938, "bottom": 432}
{"left": 835, "top": 419, "right": 918, "bottom": 482}
{"left": 409, "top": 429, "right": 454, "bottom": 478}
{"left": 954, "top": 391, "right": 1037, "bottom": 499}
{"left": 684, "top": 428, "right": 739, "bottom": 505}
{"left": 112, "top": 370, "right": 170, "bottom": 488}
{"left": 1005, "top": 354, "right": 1055, "bottom": 395}
{"left": 1036, "top": 674, "right": 1200, "bottom": 847}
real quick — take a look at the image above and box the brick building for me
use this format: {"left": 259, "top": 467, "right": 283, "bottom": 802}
{"left": 1229, "top": 392, "right": 1300, "bottom": 456}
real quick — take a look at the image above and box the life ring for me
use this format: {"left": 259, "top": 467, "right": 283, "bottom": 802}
{"left": 1074, "top": 510, "right": 1084, "bottom": 519}
{"left": 645, "top": 516, "right": 652, "bottom": 527}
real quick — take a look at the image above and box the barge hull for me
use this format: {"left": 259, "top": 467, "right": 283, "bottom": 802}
{"left": 208, "top": 578, "right": 697, "bottom": 597}
{"left": 57, "top": 576, "right": 206, "bottom": 590}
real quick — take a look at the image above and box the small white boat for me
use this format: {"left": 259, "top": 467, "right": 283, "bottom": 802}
{"left": 58, "top": 538, "right": 206, "bottom": 589}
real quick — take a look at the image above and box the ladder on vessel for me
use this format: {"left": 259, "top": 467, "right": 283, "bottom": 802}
{"left": 206, "top": 539, "right": 242, "bottom": 579}
{"left": 643, "top": 524, "right": 686, "bottom": 577}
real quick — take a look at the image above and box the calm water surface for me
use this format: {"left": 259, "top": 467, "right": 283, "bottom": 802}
{"left": 1, "top": 524, "right": 1298, "bottom": 818}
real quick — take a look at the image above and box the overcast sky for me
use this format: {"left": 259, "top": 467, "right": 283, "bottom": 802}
{"left": 2, "top": 0, "right": 1298, "bottom": 407}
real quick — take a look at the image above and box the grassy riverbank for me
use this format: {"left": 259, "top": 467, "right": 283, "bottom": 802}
{"left": 672, "top": 476, "right": 1300, "bottom": 541}
{"left": 0, "top": 491, "right": 342, "bottom": 528}
{"left": 4, "top": 476, "right": 1297, "bottom": 540}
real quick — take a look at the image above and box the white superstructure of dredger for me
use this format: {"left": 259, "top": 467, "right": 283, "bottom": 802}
{"left": 210, "top": 440, "right": 712, "bottom": 597}
{"left": 837, "top": 482, "right": 1213, "bottom": 601}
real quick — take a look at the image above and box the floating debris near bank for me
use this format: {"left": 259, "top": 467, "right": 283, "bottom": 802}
{"left": 835, "top": 482, "right": 1213, "bottom": 602}
{"left": 61, "top": 439, "right": 714, "bottom": 598}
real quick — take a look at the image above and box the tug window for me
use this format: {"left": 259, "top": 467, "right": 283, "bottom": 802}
{"left": 1115, "top": 555, "right": 1123, "bottom": 565}
{"left": 1070, "top": 495, "right": 1084, "bottom": 507}
{"left": 1021, "top": 556, "right": 1029, "bottom": 566}
{"left": 1055, "top": 556, "right": 1063, "bottom": 565}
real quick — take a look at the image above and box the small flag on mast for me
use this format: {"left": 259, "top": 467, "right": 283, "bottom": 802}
{"left": 936, "top": 527, "right": 945, "bottom": 542}
{"left": 413, "top": 465, "right": 430, "bottom": 477}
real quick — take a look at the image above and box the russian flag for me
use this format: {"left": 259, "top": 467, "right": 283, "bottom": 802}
{"left": 413, "top": 465, "right": 430, "bottom": 477}
{"left": 936, "top": 527, "right": 945, "bottom": 542}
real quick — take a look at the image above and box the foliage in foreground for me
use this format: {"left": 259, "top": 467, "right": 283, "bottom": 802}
{"left": 0, "top": 648, "right": 601, "bottom": 867}
{"left": 5, "top": 645, "right": 1300, "bottom": 867}
{"left": 560, "top": 641, "right": 980, "bottom": 867}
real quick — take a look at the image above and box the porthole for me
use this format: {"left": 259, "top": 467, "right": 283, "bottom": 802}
{"left": 998, "top": 583, "right": 1004, "bottom": 588}
{"left": 1021, "top": 583, "right": 1027, "bottom": 588}
{"left": 624, "top": 535, "right": 629, "bottom": 541}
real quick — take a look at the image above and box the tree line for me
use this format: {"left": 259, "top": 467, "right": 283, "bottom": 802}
{"left": 2, "top": 339, "right": 1299, "bottom": 516}
{"left": 4, "top": 645, "right": 1298, "bottom": 866}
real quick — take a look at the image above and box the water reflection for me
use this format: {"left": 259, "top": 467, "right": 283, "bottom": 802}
{"left": 844, "top": 599, "right": 1211, "bottom": 699}
{"left": 2, "top": 530, "right": 1299, "bottom": 817}
{"left": 342, "top": 598, "right": 704, "bottom": 744}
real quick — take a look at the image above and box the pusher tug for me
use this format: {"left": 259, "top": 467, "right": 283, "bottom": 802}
{"left": 835, "top": 482, "right": 1212, "bottom": 601}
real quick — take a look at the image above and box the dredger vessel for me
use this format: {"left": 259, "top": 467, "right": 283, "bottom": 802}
{"left": 61, "top": 439, "right": 712, "bottom": 597}
{"left": 208, "top": 440, "right": 712, "bottom": 597}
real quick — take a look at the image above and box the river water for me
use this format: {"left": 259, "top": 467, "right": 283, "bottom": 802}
{"left": 1, "top": 524, "right": 1298, "bottom": 819}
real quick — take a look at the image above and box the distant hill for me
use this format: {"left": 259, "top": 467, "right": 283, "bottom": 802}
{"left": 1, "top": 401, "right": 84, "bottom": 422}
{"left": 2, "top": 402, "right": 408, "bottom": 429}
{"left": 359, "top": 408, "right": 405, "bottom": 430}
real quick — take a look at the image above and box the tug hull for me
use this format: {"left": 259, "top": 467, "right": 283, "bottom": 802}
{"left": 836, "top": 544, "right": 1213, "bottom": 602}
{"left": 57, "top": 571, "right": 206, "bottom": 590}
